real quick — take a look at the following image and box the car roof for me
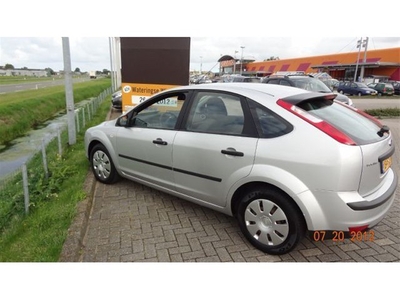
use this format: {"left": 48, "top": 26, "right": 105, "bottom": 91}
{"left": 165, "top": 82, "right": 311, "bottom": 100}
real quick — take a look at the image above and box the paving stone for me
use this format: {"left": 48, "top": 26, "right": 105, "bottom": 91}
{"left": 156, "top": 249, "right": 170, "bottom": 262}
{"left": 182, "top": 250, "right": 206, "bottom": 261}
{"left": 196, "top": 256, "right": 221, "bottom": 262}
{"left": 216, "top": 248, "right": 232, "bottom": 262}
{"left": 169, "top": 246, "right": 192, "bottom": 255}
{"left": 202, "top": 242, "right": 217, "bottom": 257}
{"left": 170, "top": 253, "right": 183, "bottom": 262}
{"left": 300, "top": 248, "right": 323, "bottom": 257}
{"left": 230, "top": 252, "right": 246, "bottom": 262}
{"left": 339, "top": 243, "right": 361, "bottom": 252}
{"left": 316, "top": 253, "right": 341, "bottom": 262}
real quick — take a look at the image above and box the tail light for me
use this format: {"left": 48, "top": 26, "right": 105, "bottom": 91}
{"left": 277, "top": 99, "right": 356, "bottom": 145}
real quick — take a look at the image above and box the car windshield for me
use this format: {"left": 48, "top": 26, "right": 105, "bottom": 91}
{"left": 292, "top": 78, "right": 332, "bottom": 93}
{"left": 356, "top": 83, "right": 369, "bottom": 88}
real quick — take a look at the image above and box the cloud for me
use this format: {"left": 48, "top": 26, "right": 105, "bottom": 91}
{"left": 1, "top": 36, "right": 399, "bottom": 73}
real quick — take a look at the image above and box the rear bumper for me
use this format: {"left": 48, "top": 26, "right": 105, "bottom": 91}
{"left": 300, "top": 169, "right": 397, "bottom": 231}
{"left": 348, "top": 171, "right": 398, "bottom": 210}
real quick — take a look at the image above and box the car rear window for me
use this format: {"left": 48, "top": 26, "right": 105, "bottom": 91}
{"left": 297, "top": 99, "right": 385, "bottom": 145}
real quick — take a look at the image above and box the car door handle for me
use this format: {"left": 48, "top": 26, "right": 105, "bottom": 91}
{"left": 221, "top": 148, "right": 244, "bottom": 157}
{"left": 153, "top": 138, "right": 168, "bottom": 146}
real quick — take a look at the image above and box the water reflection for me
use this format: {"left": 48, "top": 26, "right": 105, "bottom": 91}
{"left": 0, "top": 101, "right": 91, "bottom": 179}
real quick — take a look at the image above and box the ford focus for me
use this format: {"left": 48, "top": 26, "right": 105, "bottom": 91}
{"left": 84, "top": 83, "right": 397, "bottom": 255}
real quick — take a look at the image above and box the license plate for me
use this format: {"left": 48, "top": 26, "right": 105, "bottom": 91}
{"left": 382, "top": 156, "right": 392, "bottom": 173}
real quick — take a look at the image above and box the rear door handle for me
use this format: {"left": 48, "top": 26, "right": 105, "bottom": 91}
{"left": 221, "top": 148, "right": 244, "bottom": 157}
{"left": 153, "top": 138, "right": 168, "bottom": 146}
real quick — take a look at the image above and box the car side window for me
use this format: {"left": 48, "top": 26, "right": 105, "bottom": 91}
{"left": 185, "top": 92, "right": 245, "bottom": 135}
{"left": 280, "top": 80, "right": 292, "bottom": 87}
{"left": 267, "top": 79, "right": 279, "bottom": 85}
{"left": 133, "top": 94, "right": 185, "bottom": 130}
{"left": 249, "top": 100, "right": 293, "bottom": 138}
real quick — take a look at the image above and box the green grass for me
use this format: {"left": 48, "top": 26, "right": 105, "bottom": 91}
{"left": 0, "top": 75, "right": 88, "bottom": 85}
{"left": 0, "top": 76, "right": 56, "bottom": 85}
{"left": 0, "top": 78, "right": 111, "bottom": 145}
{"left": 365, "top": 107, "right": 400, "bottom": 117}
{"left": 0, "top": 97, "right": 111, "bottom": 262}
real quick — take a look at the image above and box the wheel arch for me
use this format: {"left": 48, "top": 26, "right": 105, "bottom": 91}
{"left": 230, "top": 181, "right": 305, "bottom": 223}
{"left": 87, "top": 139, "right": 102, "bottom": 159}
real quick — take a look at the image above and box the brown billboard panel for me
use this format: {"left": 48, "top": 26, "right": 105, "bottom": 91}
{"left": 120, "top": 37, "right": 190, "bottom": 85}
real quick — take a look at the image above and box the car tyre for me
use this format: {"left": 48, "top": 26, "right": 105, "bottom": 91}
{"left": 357, "top": 92, "right": 362, "bottom": 96}
{"left": 236, "top": 187, "right": 306, "bottom": 255}
{"left": 90, "top": 144, "right": 120, "bottom": 184}
{"left": 339, "top": 90, "right": 344, "bottom": 94}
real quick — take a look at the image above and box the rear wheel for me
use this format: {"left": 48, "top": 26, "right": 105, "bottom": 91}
{"left": 236, "top": 187, "right": 306, "bottom": 255}
{"left": 90, "top": 144, "right": 120, "bottom": 184}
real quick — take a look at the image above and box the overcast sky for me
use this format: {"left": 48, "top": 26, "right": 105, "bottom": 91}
{"left": 1, "top": 2, "right": 399, "bottom": 73}
{"left": 1, "top": 37, "right": 399, "bottom": 73}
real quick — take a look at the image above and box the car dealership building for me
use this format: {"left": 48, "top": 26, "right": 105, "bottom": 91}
{"left": 219, "top": 47, "right": 400, "bottom": 81}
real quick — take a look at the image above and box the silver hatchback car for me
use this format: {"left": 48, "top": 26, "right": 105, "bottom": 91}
{"left": 84, "top": 83, "right": 397, "bottom": 255}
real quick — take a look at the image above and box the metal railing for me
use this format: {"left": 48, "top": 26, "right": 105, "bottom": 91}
{"left": 0, "top": 88, "right": 112, "bottom": 228}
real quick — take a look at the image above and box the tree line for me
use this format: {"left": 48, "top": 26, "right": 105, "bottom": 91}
{"left": 0, "top": 63, "right": 110, "bottom": 75}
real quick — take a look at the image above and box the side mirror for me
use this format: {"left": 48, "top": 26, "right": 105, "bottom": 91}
{"left": 117, "top": 115, "right": 130, "bottom": 127}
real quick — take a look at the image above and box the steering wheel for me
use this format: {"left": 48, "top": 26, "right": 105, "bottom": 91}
{"left": 160, "top": 112, "right": 178, "bottom": 128}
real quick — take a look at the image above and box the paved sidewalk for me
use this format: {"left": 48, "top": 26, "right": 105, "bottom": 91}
{"left": 60, "top": 109, "right": 400, "bottom": 262}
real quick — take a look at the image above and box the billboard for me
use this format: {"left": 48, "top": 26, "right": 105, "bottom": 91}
{"left": 120, "top": 37, "right": 191, "bottom": 113}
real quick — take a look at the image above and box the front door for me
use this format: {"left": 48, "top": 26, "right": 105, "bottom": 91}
{"left": 116, "top": 93, "right": 186, "bottom": 191}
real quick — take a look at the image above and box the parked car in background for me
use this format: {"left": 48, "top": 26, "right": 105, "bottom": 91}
{"left": 193, "top": 75, "right": 212, "bottom": 84}
{"left": 85, "top": 83, "right": 397, "bottom": 255}
{"left": 262, "top": 74, "right": 354, "bottom": 106}
{"left": 367, "top": 82, "right": 395, "bottom": 96}
{"left": 325, "top": 78, "right": 340, "bottom": 91}
{"left": 111, "top": 90, "right": 122, "bottom": 110}
{"left": 231, "top": 75, "right": 261, "bottom": 83}
{"left": 337, "top": 82, "right": 378, "bottom": 96}
{"left": 390, "top": 81, "right": 400, "bottom": 95}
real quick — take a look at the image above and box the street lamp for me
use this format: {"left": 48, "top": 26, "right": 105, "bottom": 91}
{"left": 354, "top": 37, "right": 368, "bottom": 82}
{"left": 200, "top": 56, "right": 202, "bottom": 74}
{"left": 233, "top": 50, "right": 238, "bottom": 74}
{"left": 240, "top": 46, "right": 245, "bottom": 75}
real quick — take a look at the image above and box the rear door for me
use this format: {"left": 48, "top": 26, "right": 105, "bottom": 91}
{"left": 172, "top": 91, "right": 258, "bottom": 207}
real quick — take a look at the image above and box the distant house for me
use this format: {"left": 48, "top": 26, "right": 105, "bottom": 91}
{"left": 0, "top": 68, "right": 48, "bottom": 77}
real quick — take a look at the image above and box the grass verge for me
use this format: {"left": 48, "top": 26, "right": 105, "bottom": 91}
{"left": 0, "top": 97, "right": 111, "bottom": 262}
{"left": 0, "top": 78, "right": 111, "bottom": 145}
{"left": 364, "top": 107, "right": 400, "bottom": 118}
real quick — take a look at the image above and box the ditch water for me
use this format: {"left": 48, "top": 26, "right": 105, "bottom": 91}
{"left": 0, "top": 100, "right": 93, "bottom": 180}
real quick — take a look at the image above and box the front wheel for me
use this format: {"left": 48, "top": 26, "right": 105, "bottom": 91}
{"left": 236, "top": 187, "right": 306, "bottom": 255}
{"left": 358, "top": 92, "right": 362, "bottom": 96}
{"left": 90, "top": 144, "right": 120, "bottom": 184}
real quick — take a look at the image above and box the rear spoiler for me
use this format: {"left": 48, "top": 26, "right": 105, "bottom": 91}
{"left": 281, "top": 92, "right": 337, "bottom": 105}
